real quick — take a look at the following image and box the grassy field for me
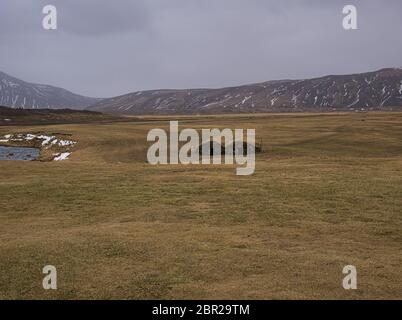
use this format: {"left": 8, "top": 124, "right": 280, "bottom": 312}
{"left": 0, "top": 106, "right": 123, "bottom": 126}
{"left": 0, "top": 112, "right": 401, "bottom": 299}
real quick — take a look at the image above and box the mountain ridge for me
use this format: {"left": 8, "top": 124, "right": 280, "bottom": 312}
{"left": 88, "top": 68, "right": 402, "bottom": 115}
{"left": 2, "top": 68, "right": 402, "bottom": 113}
{"left": 0, "top": 71, "right": 100, "bottom": 110}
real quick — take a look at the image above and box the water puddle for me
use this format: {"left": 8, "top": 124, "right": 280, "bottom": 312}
{"left": 0, "top": 146, "right": 40, "bottom": 161}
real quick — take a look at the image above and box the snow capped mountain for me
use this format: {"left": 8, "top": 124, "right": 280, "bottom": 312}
{"left": 2, "top": 68, "right": 402, "bottom": 114}
{"left": 0, "top": 71, "right": 100, "bottom": 110}
{"left": 88, "top": 68, "right": 402, "bottom": 115}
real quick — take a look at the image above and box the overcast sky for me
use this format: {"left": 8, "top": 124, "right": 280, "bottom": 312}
{"left": 1, "top": 0, "right": 401, "bottom": 98}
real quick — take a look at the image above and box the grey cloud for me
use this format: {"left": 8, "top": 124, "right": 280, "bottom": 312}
{"left": 0, "top": 0, "right": 151, "bottom": 36}
{"left": 0, "top": 0, "right": 401, "bottom": 97}
{"left": 56, "top": 0, "right": 151, "bottom": 36}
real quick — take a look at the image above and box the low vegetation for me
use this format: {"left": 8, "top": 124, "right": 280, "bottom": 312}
{"left": 0, "top": 106, "right": 122, "bottom": 126}
{"left": 0, "top": 112, "right": 401, "bottom": 299}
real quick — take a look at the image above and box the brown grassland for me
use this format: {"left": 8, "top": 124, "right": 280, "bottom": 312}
{"left": 0, "top": 112, "right": 401, "bottom": 299}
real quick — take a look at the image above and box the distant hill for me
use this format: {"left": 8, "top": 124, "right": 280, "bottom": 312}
{"left": 0, "top": 106, "right": 119, "bottom": 126}
{"left": 88, "top": 68, "right": 402, "bottom": 115}
{"left": 0, "top": 71, "right": 100, "bottom": 110}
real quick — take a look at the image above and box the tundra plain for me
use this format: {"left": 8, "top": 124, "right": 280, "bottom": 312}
{"left": 0, "top": 112, "right": 401, "bottom": 299}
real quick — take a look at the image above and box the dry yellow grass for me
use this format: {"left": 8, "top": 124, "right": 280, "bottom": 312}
{"left": 0, "top": 112, "right": 401, "bottom": 299}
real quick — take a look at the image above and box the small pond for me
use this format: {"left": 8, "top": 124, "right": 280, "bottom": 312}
{"left": 0, "top": 146, "right": 40, "bottom": 161}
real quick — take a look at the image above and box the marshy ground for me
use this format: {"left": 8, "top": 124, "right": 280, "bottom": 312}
{"left": 0, "top": 112, "right": 401, "bottom": 299}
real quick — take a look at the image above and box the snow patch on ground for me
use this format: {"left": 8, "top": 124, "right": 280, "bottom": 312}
{"left": 53, "top": 152, "right": 71, "bottom": 161}
{"left": 1, "top": 133, "right": 77, "bottom": 161}
{"left": 347, "top": 89, "right": 361, "bottom": 108}
{"left": 1, "top": 134, "right": 77, "bottom": 148}
{"left": 37, "top": 135, "right": 55, "bottom": 146}
{"left": 241, "top": 96, "right": 252, "bottom": 105}
{"left": 270, "top": 97, "right": 278, "bottom": 106}
{"left": 57, "top": 139, "right": 76, "bottom": 147}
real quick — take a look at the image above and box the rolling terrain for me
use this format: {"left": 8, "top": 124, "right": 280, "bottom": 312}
{"left": 0, "top": 106, "right": 120, "bottom": 126}
{"left": 0, "top": 71, "right": 100, "bottom": 110}
{"left": 0, "top": 112, "right": 401, "bottom": 299}
{"left": 89, "top": 68, "right": 402, "bottom": 114}
{"left": 3, "top": 68, "right": 402, "bottom": 115}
